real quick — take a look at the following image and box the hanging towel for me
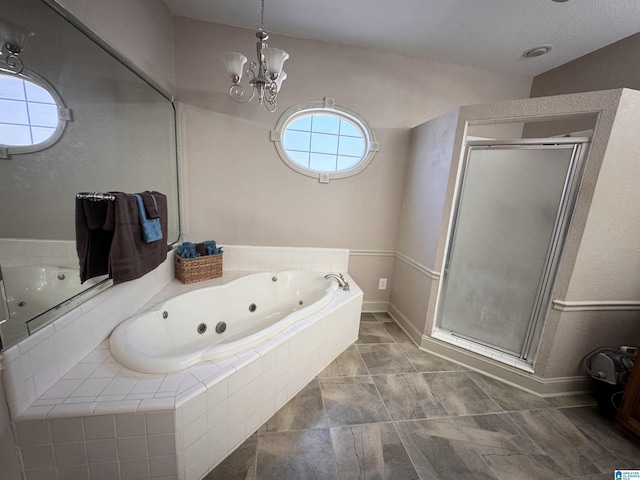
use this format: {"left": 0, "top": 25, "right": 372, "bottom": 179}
{"left": 134, "top": 193, "right": 162, "bottom": 243}
{"left": 108, "top": 192, "right": 168, "bottom": 284}
{"left": 75, "top": 197, "right": 114, "bottom": 283}
{"left": 75, "top": 191, "right": 168, "bottom": 284}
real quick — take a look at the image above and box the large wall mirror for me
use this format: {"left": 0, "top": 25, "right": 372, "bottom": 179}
{"left": 0, "top": 0, "right": 180, "bottom": 350}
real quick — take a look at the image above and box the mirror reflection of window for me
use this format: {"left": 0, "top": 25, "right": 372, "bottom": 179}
{"left": 0, "top": 71, "right": 68, "bottom": 153}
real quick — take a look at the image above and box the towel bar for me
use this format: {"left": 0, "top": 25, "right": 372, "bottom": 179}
{"left": 76, "top": 192, "right": 116, "bottom": 201}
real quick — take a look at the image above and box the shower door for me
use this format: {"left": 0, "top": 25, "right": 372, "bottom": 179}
{"left": 436, "top": 139, "right": 588, "bottom": 362}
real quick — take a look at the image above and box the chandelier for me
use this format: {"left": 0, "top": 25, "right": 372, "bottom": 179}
{"left": 220, "top": 0, "right": 289, "bottom": 112}
{"left": 0, "top": 19, "right": 34, "bottom": 74}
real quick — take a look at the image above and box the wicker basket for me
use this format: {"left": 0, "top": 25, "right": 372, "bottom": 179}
{"left": 174, "top": 253, "right": 223, "bottom": 284}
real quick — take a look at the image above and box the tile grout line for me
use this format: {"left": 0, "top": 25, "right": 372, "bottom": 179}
{"left": 311, "top": 376, "right": 342, "bottom": 480}
{"left": 464, "top": 371, "right": 507, "bottom": 414}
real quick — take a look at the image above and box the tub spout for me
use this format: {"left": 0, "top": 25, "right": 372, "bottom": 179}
{"left": 324, "top": 273, "right": 350, "bottom": 291}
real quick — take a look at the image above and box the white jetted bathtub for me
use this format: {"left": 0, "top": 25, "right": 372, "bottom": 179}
{"left": 110, "top": 270, "right": 345, "bottom": 373}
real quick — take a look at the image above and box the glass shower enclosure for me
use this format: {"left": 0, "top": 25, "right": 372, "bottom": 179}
{"left": 435, "top": 138, "right": 589, "bottom": 366}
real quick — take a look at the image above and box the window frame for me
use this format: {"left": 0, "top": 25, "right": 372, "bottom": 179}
{"left": 271, "top": 98, "right": 379, "bottom": 182}
{"left": 0, "top": 68, "right": 71, "bottom": 159}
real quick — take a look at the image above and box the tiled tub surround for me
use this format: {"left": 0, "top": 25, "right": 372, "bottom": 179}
{"left": 1, "top": 246, "right": 349, "bottom": 480}
{"left": 2, "top": 257, "right": 174, "bottom": 420}
{"left": 11, "top": 274, "right": 363, "bottom": 480}
{"left": 0, "top": 238, "right": 80, "bottom": 269}
{"left": 1, "top": 245, "right": 350, "bottom": 419}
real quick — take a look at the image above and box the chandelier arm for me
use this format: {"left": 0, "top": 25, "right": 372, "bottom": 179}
{"left": 229, "top": 84, "right": 256, "bottom": 104}
{"left": 264, "top": 98, "right": 277, "bottom": 113}
{"left": 246, "top": 61, "right": 258, "bottom": 79}
{"left": 2, "top": 54, "right": 24, "bottom": 74}
{"left": 263, "top": 83, "right": 278, "bottom": 104}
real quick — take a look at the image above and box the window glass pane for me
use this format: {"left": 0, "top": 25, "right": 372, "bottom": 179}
{"left": 288, "top": 115, "right": 312, "bottom": 131}
{"left": 0, "top": 124, "right": 32, "bottom": 145}
{"left": 283, "top": 130, "right": 311, "bottom": 151}
{"left": 31, "top": 126, "right": 56, "bottom": 144}
{"left": 339, "top": 119, "right": 362, "bottom": 137}
{"left": 311, "top": 114, "right": 339, "bottom": 134}
{"left": 309, "top": 153, "right": 337, "bottom": 172}
{"left": 337, "top": 155, "right": 361, "bottom": 170}
{"left": 311, "top": 132, "right": 339, "bottom": 154}
{"left": 338, "top": 136, "right": 365, "bottom": 157}
{"left": 24, "top": 82, "right": 55, "bottom": 104}
{"left": 0, "top": 76, "right": 25, "bottom": 101}
{"left": 277, "top": 104, "right": 375, "bottom": 178}
{"left": 27, "top": 103, "right": 58, "bottom": 127}
{"left": 0, "top": 99, "right": 29, "bottom": 124}
{"left": 287, "top": 150, "right": 310, "bottom": 168}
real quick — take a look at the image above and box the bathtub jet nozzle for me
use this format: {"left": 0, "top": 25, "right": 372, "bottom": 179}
{"left": 215, "top": 322, "right": 226, "bottom": 334}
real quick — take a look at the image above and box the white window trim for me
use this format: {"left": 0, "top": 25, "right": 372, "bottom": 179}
{"left": 0, "top": 67, "right": 72, "bottom": 159}
{"left": 271, "top": 97, "right": 379, "bottom": 182}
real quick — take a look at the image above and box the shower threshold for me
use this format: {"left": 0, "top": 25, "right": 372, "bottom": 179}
{"left": 431, "top": 329, "right": 535, "bottom": 374}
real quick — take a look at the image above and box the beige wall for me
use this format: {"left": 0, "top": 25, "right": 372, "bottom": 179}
{"left": 396, "top": 109, "right": 460, "bottom": 268}
{"left": 530, "top": 33, "right": 640, "bottom": 99}
{"left": 536, "top": 89, "right": 640, "bottom": 378}
{"left": 390, "top": 109, "right": 459, "bottom": 334}
{"left": 174, "top": 18, "right": 531, "bottom": 303}
{"left": 564, "top": 90, "right": 640, "bottom": 301}
{"left": 59, "top": 0, "right": 176, "bottom": 94}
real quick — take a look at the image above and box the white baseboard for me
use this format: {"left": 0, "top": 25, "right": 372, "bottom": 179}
{"left": 419, "top": 336, "right": 590, "bottom": 397}
{"left": 387, "top": 302, "right": 424, "bottom": 345}
{"left": 361, "top": 301, "right": 389, "bottom": 313}
{"left": 386, "top": 303, "right": 590, "bottom": 397}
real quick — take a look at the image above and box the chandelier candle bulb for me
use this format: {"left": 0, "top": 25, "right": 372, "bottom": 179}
{"left": 263, "top": 47, "right": 289, "bottom": 79}
{"left": 220, "top": 51, "right": 248, "bottom": 83}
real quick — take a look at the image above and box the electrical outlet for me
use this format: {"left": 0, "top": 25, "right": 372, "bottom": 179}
{"left": 378, "top": 278, "right": 387, "bottom": 290}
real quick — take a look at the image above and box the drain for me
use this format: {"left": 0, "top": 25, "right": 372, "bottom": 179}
{"left": 249, "top": 303, "right": 257, "bottom": 312}
{"left": 163, "top": 311, "right": 169, "bottom": 319}
{"left": 215, "top": 322, "right": 226, "bottom": 334}
{"left": 197, "top": 323, "right": 208, "bottom": 334}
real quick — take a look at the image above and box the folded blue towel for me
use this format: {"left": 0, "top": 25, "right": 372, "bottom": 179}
{"left": 176, "top": 242, "right": 200, "bottom": 258}
{"left": 135, "top": 194, "right": 163, "bottom": 243}
{"left": 203, "top": 240, "right": 223, "bottom": 255}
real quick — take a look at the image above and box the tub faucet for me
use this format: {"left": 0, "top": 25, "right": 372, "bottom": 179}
{"left": 324, "top": 273, "right": 350, "bottom": 291}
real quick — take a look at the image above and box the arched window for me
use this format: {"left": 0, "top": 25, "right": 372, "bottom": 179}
{"left": 0, "top": 69, "right": 70, "bottom": 158}
{"left": 271, "top": 98, "right": 378, "bottom": 182}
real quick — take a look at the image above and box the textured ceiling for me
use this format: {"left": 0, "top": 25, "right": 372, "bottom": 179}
{"left": 164, "top": 0, "right": 640, "bottom": 77}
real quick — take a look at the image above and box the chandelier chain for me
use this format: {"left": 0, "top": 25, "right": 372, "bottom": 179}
{"left": 260, "top": 0, "right": 265, "bottom": 30}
